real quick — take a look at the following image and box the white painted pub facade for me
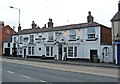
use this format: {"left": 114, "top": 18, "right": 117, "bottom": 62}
{"left": 3, "top": 12, "right": 112, "bottom": 62}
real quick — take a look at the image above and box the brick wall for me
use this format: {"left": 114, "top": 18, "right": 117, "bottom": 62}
{"left": 100, "top": 26, "right": 112, "bottom": 45}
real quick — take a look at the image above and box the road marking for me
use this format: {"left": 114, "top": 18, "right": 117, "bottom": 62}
{"left": 8, "top": 71, "right": 14, "bottom": 74}
{"left": 39, "top": 80, "right": 46, "bottom": 82}
{"left": 20, "top": 75, "right": 31, "bottom": 79}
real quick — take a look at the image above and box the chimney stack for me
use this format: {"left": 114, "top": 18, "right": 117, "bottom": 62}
{"left": 118, "top": 1, "right": 120, "bottom": 11}
{"left": 0, "top": 21, "right": 4, "bottom": 28}
{"left": 31, "top": 21, "right": 37, "bottom": 29}
{"left": 48, "top": 18, "right": 53, "bottom": 28}
{"left": 42, "top": 24, "right": 46, "bottom": 28}
{"left": 87, "top": 11, "right": 94, "bottom": 23}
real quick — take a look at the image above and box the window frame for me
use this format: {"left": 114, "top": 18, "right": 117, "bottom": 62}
{"left": 68, "top": 47, "right": 73, "bottom": 57}
{"left": 87, "top": 28, "right": 96, "bottom": 39}
{"left": 69, "top": 30, "right": 76, "bottom": 40}
{"left": 74, "top": 47, "right": 77, "bottom": 57}
{"left": 14, "top": 37, "right": 17, "bottom": 42}
{"left": 8, "top": 43, "right": 10, "bottom": 47}
{"left": 48, "top": 32, "right": 54, "bottom": 41}
{"left": 20, "top": 36, "right": 23, "bottom": 43}
{"left": 51, "top": 47, "right": 53, "bottom": 56}
{"left": 28, "top": 47, "right": 31, "bottom": 55}
{"left": 46, "top": 46, "right": 49, "bottom": 56}
{"left": 32, "top": 47, "right": 34, "bottom": 55}
{"left": 30, "top": 35, "right": 34, "bottom": 43}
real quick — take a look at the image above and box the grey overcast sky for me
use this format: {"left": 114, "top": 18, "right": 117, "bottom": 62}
{"left": 0, "top": 0, "right": 119, "bottom": 31}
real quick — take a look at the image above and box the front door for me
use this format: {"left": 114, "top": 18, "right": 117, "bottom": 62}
{"left": 58, "top": 44, "right": 62, "bottom": 60}
{"left": 90, "top": 50, "right": 98, "bottom": 62}
{"left": 5, "top": 48, "right": 10, "bottom": 56}
{"left": 24, "top": 49, "right": 26, "bottom": 58}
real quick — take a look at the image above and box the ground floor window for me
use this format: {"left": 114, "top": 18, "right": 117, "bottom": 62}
{"left": 28, "top": 47, "right": 31, "bottom": 55}
{"left": 46, "top": 46, "right": 49, "bottom": 56}
{"left": 51, "top": 47, "right": 53, "bottom": 56}
{"left": 68, "top": 47, "right": 73, "bottom": 57}
{"left": 20, "top": 48, "right": 22, "bottom": 54}
{"left": 32, "top": 47, "right": 34, "bottom": 55}
{"left": 28, "top": 47, "right": 34, "bottom": 55}
{"left": 68, "top": 46, "right": 77, "bottom": 57}
{"left": 46, "top": 46, "right": 53, "bottom": 56}
{"left": 64, "top": 47, "right": 67, "bottom": 57}
{"left": 74, "top": 47, "right": 77, "bottom": 57}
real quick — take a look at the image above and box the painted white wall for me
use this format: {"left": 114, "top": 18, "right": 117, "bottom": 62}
{"left": 9, "top": 25, "right": 112, "bottom": 62}
{"left": 100, "top": 45, "right": 112, "bottom": 62}
{"left": 112, "top": 21, "right": 119, "bottom": 36}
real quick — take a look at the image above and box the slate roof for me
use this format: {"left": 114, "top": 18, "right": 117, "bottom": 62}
{"left": 13, "top": 22, "right": 109, "bottom": 35}
{"left": 111, "top": 11, "right": 120, "bottom": 21}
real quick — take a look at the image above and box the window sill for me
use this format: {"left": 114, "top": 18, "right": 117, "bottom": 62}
{"left": 47, "top": 41, "right": 54, "bottom": 42}
{"left": 68, "top": 39, "right": 76, "bottom": 41}
{"left": 86, "top": 38, "right": 98, "bottom": 41}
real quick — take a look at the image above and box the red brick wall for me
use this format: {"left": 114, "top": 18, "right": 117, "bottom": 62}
{"left": 2, "top": 25, "right": 15, "bottom": 42}
{"left": 100, "top": 26, "right": 112, "bottom": 45}
{"left": 0, "top": 25, "right": 15, "bottom": 55}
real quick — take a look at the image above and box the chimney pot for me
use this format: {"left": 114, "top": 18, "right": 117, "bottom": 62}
{"left": 87, "top": 11, "right": 94, "bottom": 23}
{"left": 48, "top": 18, "right": 53, "bottom": 28}
{"left": 31, "top": 21, "right": 37, "bottom": 29}
{"left": 0, "top": 21, "right": 4, "bottom": 28}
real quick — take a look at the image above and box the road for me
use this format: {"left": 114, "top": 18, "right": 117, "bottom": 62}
{"left": 1, "top": 58, "right": 119, "bottom": 83}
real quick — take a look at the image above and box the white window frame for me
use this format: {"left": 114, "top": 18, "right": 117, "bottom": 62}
{"left": 69, "top": 30, "right": 76, "bottom": 40}
{"left": 28, "top": 47, "right": 31, "bottom": 55}
{"left": 20, "top": 48, "right": 22, "bottom": 54}
{"left": 14, "top": 37, "right": 17, "bottom": 42}
{"left": 46, "top": 46, "right": 49, "bottom": 56}
{"left": 68, "top": 46, "right": 77, "bottom": 57}
{"left": 32, "top": 47, "right": 34, "bottom": 55}
{"left": 48, "top": 32, "right": 54, "bottom": 41}
{"left": 30, "top": 35, "right": 34, "bottom": 43}
{"left": 87, "top": 28, "right": 95, "bottom": 39}
{"left": 74, "top": 47, "right": 77, "bottom": 57}
{"left": 51, "top": 47, "right": 53, "bottom": 56}
{"left": 68, "top": 47, "right": 73, "bottom": 57}
{"left": 20, "top": 36, "right": 23, "bottom": 43}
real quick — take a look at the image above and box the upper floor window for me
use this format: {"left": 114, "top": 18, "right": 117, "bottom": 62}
{"left": 30, "top": 35, "right": 34, "bottom": 43}
{"left": 14, "top": 37, "right": 17, "bottom": 42}
{"left": 69, "top": 30, "right": 76, "bottom": 40}
{"left": 87, "top": 28, "right": 95, "bottom": 39}
{"left": 20, "top": 36, "right": 23, "bottom": 43}
{"left": 48, "top": 32, "right": 54, "bottom": 41}
{"left": 8, "top": 43, "right": 10, "bottom": 47}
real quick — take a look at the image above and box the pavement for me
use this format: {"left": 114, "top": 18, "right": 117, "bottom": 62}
{"left": 2, "top": 56, "right": 119, "bottom": 69}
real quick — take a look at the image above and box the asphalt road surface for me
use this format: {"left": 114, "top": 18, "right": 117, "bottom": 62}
{"left": 2, "top": 60, "right": 118, "bottom": 83}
